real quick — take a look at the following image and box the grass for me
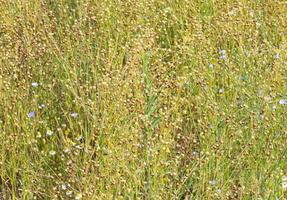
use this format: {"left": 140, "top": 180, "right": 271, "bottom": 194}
{"left": 0, "top": 0, "right": 287, "bottom": 199}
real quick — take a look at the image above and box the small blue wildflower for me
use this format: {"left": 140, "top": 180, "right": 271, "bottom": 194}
{"left": 219, "top": 54, "right": 226, "bottom": 60}
{"left": 31, "top": 82, "right": 39, "bottom": 87}
{"left": 28, "top": 111, "right": 36, "bottom": 118}
{"left": 279, "top": 99, "right": 287, "bottom": 105}
{"left": 71, "top": 112, "right": 78, "bottom": 118}
{"left": 219, "top": 49, "right": 227, "bottom": 60}
{"left": 219, "top": 49, "right": 226, "bottom": 55}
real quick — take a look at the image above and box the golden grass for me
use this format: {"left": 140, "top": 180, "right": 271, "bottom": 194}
{"left": 0, "top": 0, "right": 287, "bottom": 199}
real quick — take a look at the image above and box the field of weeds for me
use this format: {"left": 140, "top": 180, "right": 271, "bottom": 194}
{"left": 0, "top": 0, "right": 287, "bottom": 199}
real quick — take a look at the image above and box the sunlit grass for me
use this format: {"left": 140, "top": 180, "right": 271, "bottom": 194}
{"left": 0, "top": 0, "right": 287, "bottom": 199}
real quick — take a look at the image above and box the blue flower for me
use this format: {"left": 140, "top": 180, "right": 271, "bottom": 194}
{"left": 28, "top": 111, "right": 36, "bottom": 118}
{"left": 219, "top": 54, "right": 226, "bottom": 60}
{"left": 219, "top": 50, "right": 226, "bottom": 54}
{"left": 219, "top": 50, "right": 226, "bottom": 60}
{"left": 31, "top": 82, "right": 39, "bottom": 87}
{"left": 279, "top": 99, "right": 287, "bottom": 105}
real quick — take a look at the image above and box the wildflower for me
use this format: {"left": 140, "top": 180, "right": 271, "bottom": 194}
{"left": 216, "top": 189, "right": 221, "bottom": 194}
{"left": 71, "top": 112, "right": 78, "bottom": 118}
{"left": 49, "top": 150, "right": 56, "bottom": 156}
{"left": 228, "top": 9, "right": 237, "bottom": 16}
{"left": 209, "top": 180, "right": 217, "bottom": 186}
{"left": 272, "top": 105, "right": 276, "bottom": 111}
{"left": 219, "top": 54, "right": 226, "bottom": 60}
{"left": 219, "top": 50, "right": 226, "bottom": 55}
{"left": 275, "top": 53, "right": 280, "bottom": 59}
{"left": 75, "top": 193, "right": 82, "bottom": 200}
{"left": 39, "top": 104, "right": 45, "bottom": 109}
{"left": 218, "top": 88, "right": 224, "bottom": 94}
{"left": 46, "top": 130, "right": 53, "bottom": 136}
{"left": 61, "top": 184, "right": 67, "bottom": 190}
{"left": 31, "top": 82, "right": 39, "bottom": 87}
{"left": 208, "top": 64, "right": 214, "bottom": 69}
{"left": 279, "top": 99, "right": 287, "bottom": 105}
{"left": 28, "top": 111, "right": 36, "bottom": 118}
{"left": 219, "top": 49, "right": 226, "bottom": 60}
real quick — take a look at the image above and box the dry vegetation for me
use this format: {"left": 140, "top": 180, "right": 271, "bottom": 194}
{"left": 0, "top": 0, "right": 287, "bottom": 199}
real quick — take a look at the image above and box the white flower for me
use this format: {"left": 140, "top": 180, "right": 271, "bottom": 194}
{"left": 61, "top": 184, "right": 67, "bottom": 190}
{"left": 209, "top": 180, "right": 217, "bottom": 186}
{"left": 46, "top": 130, "right": 53, "bottom": 136}
{"left": 49, "top": 150, "right": 56, "bottom": 156}
{"left": 275, "top": 53, "right": 280, "bottom": 59}
{"left": 31, "top": 82, "right": 39, "bottom": 87}
{"left": 71, "top": 112, "right": 78, "bottom": 118}
{"left": 218, "top": 88, "right": 224, "bottom": 94}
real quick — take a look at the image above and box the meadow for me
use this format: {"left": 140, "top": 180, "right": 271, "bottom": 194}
{"left": 0, "top": 0, "right": 287, "bottom": 199}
